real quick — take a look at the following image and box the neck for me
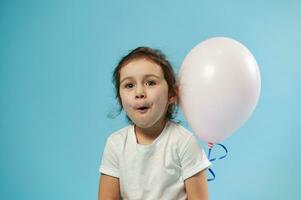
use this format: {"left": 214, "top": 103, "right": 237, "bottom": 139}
{"left": 134, "top": 118, "right": 167, "bottom": 144}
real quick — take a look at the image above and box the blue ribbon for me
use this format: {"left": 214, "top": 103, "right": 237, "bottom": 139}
{"left": 207, "top": 143, "right": 228, "bottom": 181}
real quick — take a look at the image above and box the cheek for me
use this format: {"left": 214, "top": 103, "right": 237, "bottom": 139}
{"left": 153, "top": 88, "right": 169, "bottom": 107}
{"left": 120, "top": 91, "right": 131, "bottom": 108}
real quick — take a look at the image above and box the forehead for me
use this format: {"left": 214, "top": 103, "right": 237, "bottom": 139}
{"left": 119, "top": 58, "right": 164, "bottom": 79}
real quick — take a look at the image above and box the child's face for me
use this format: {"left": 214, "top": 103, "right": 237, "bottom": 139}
{"left": 119, "top": 58, "right": 171, "bottom": 129}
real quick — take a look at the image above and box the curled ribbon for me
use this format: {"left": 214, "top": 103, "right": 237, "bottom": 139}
{"left": 207, "top": 143, "right": 228, "bottom": 181}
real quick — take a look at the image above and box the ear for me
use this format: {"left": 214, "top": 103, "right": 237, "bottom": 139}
{"left": 168, "top": 85, "right": 179, "bottom": 104}
{"left": 168, "top": 96, "right": 177, "bottom": 104}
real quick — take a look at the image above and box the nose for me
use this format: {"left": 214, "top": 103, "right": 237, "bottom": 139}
{"left": 135, "top": 85, "right": 146, "bottom": 99}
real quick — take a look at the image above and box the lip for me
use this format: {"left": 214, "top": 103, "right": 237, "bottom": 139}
{"left": 135, "top": 104, "right": 151, "bottom": 113}
{"left": 136, "top": 107, "right": 149, "bottom": 114}
{"left": 135, "top": 103, "right": 150, "bottom": 109}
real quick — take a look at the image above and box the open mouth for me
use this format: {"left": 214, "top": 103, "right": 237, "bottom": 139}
{"left": 136, "top": 106, "right": 150, "bottom": 113}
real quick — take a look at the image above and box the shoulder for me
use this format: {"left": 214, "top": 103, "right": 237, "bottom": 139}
{"left": 168, "top": 121, "right": 194, "bottom": 140}
{"left": 106, "top": 125, "right": 132, "bottom": 146}
{"left": 167, "top": 121, "right": 196, "bottom": 147}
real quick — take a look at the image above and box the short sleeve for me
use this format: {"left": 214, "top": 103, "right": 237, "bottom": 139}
{"left": 179, "top": 135, "right": 211, "bottom": 180}
{"left": 99, "top": 137, "right": 120, "bottom": 178}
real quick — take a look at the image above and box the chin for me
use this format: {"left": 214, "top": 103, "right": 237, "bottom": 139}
{"left": 134, "top": 117, "right": 165, "bottom": 130}
{"left": 133, "top": 121, "right": 153, "bottom": 129}
{"left": 132, "top": 117, "right": 157, "bottom": 128}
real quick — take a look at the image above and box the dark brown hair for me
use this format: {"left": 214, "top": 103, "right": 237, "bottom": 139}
{"left": 112, "top": 46, "right": 178, "bottom": 123}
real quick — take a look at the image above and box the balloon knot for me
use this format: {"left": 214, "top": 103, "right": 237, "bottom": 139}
{"left": 207, "top": 142, "right": 215, "bottom": 149}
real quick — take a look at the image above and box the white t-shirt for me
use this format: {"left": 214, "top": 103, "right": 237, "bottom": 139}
{"left": 99, "top": 121, "right": 211, "bottom": 200}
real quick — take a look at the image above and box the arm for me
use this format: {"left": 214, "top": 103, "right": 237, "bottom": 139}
{"left": 98, "top": 174, "right": 120, "bottom": 200}
{"left": 184, "top": 170, "right": 209, "bottom": 200}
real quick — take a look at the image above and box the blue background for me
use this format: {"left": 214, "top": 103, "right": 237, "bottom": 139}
{"left": 1, "top": 0, "right": 300, "bottom": 199}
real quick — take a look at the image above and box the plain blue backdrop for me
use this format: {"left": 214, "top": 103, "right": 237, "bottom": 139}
{"left": 1, "top": 0, "right": 300, "bottom": 199}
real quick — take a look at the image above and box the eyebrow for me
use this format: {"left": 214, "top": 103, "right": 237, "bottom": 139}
{"left": 120, "top": 74, "right": 161, "bottom": 84}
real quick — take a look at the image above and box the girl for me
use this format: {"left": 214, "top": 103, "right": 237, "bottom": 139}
{"left": 98, "top": 47, "right": 211, "bottom": 200}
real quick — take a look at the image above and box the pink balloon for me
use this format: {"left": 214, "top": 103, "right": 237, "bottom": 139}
{"left": 179, "top": 37, "right": 261, "bottom": 143}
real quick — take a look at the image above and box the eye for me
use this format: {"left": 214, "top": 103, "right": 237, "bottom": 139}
{"left": 124, "top": 83, "right": 135, "bottom": 89}
{"left": 146, "top": 80, "right": 156, "bottom": 86}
